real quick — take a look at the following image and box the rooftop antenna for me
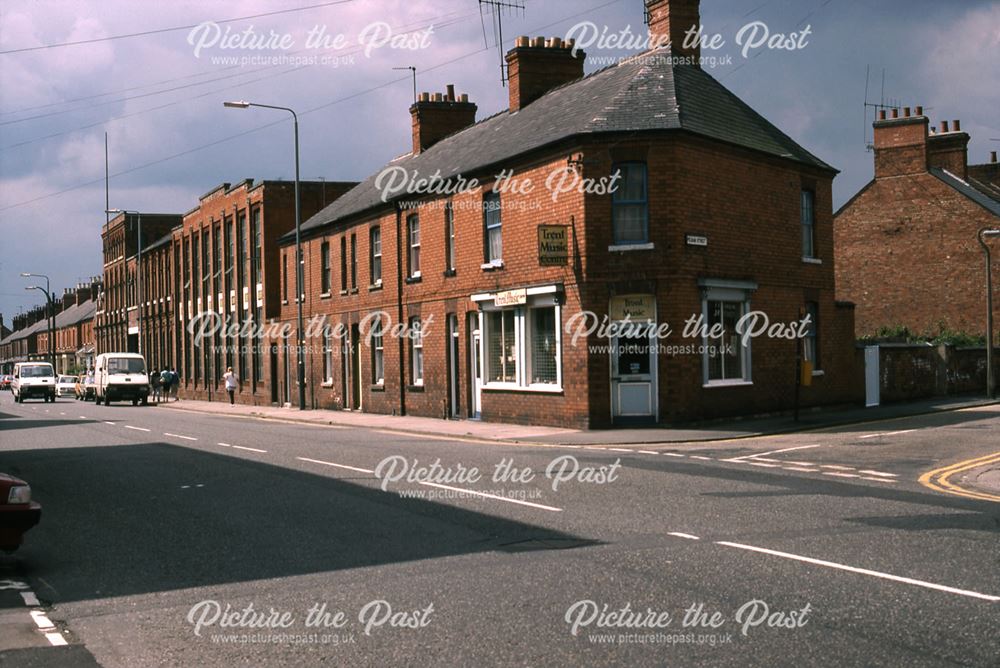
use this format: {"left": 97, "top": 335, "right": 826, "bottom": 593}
{"left": 479, "top": 0, "right": 525, "bottom": 86}
{"left": 863, "top": 66, "right": 906, "bottom": 151}
{"left": 393, "top": 66, "right": 417, "bottom": 103}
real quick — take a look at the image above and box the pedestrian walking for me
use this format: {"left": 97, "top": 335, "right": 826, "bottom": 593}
{"left": 223, "top": 367, "right": 238, "bottom": 405}
{"left": 150, "top": 368, "right": 161, "bottom": 403}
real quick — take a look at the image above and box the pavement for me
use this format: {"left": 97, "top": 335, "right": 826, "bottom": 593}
{"left": 2, "top": 395, "right": 998, "bottom": 666}
{"left": 154, "top": 393, "right": 999, "bottom": 446}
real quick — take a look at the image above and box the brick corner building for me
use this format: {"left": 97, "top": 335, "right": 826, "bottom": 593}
{"left": 834, "top": 106, "right": 1000, "bottom": 338}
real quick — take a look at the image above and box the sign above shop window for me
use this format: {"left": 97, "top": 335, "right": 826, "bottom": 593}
{"left": 609, "top": 294, "right": 656, "bottom": 322}
{"left": 538, "top": 225, "right": 569, "bottom": 266}
{"left": 494, "top": 288, "right": 527, "bottom": 307}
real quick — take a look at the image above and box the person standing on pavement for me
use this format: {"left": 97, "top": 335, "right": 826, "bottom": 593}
{"left": 223, "top": 367, "right": 238, "bottom": 405}
{"left": 160, "top": 368, "right": 172, "bottom": 402}
{"left": 150, "top": 368, "right": 161, "bottom": 403}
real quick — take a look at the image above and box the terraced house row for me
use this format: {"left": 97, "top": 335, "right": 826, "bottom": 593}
{"left": 89, "top": 0, "right": 868, "bottom": 427}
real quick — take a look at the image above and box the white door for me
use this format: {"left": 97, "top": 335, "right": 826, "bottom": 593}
{"left": 865, "top": 345, "right": 880, "bottom": 407}
{"left": 470, "top": 328, "right": 482, "bottom": 419}
{"left": 611, "top": 329, "right": 657, "bottom": 423}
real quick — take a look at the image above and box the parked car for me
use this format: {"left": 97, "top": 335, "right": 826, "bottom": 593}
{"left": 94, "top": 352, "right": 149, "bottom": 406}
{"left": 56, "top": 375, "right": 77, "bottom": 398}
{"left": 0, "top": 374, "right": 12, "bottom": 390}
{"left": 0, "top": 473, "right": 41, "bottom": 552}
{"left": 11, "top": 362, "right": 56, "bottom": 403}
{"left": 75, "top": 373, "right": 96, "bottom": 401}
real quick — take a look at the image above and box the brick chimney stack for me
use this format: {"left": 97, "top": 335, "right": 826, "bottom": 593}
{"left": 61, "top": 288, "right": 75, "bottom": 311}
{"left": 872, "top": 106, "right": 929, "bottom": 178}
{"left": 409, "top": 86, "right": 477, "bottom": 154}
{"left": 926, "top": 119, "right": 970, "bottom": 180}
{"left": 505, "top": 36, "right": 585, "bottom": 112}
{"left": 646, "top": 0, "right": 701, "bottom": 61}
{"left": 75, "top": 282, "right": 92, "bottom": 305}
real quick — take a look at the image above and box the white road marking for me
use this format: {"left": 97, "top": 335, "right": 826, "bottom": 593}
{"left": 607, "top": 447, "right": 633, "bottom": 452}
{"left": 21, "top": 592, "right": 40, "bottom": 607}
{"left": 690, "top": 455, "right": 713, "bottom": 461}
{"left": 45, "top": 632, "right": 68, "bottom": 646}
{"left": 751, "top": 444, "right": 822, "bottom": 459}
{"left": 79, "top": 415, "right": 88, "bottom": 419}
{"left": 858, "top": 470, "right": 898, "bottom": 477}
{"left": 181, "top": 485, "right": 190, "bottom": 489}
{"left": 784, "top": 461, "right": 816, "bottom": 466}
{"left": 638, "top": 450, "right": 660, "bottom": 455}
{"left": 861, "top": 476, "right": 898, "bottom": 483}
{"left": 59, "top": 412, "right": 65, "bottom": 415}
{"left": 784, "top": 467, "right": 820, "bottom": 473}
{"left": 125, "top": 425, "right": 150, "bottom": 432}
{"left": 217, "top": 442, "right": 232, "bottom": 447}
{"left": 859, "top": 429, "right": 917, "bottom": 440}
{"left": 232, "top": 445, "right": 267, "bottom": 453}
{"left": 819, "top": 465, "right": 856, "bottom": 470}
{"left": 103, "top": 421, "right": 115, "bottom": 425}
{"left": 667, "top": 532, "right": 700, "bottom": 540}
{"left": 662, "top": 453, "right": 685, "bottom": 458}
{"left": 296, "top": 457, "right": 374, "bottom": 474}
{"left": 0, "top": 580, "right": 29, "bottom": 590}
{"left": 716, "top": 541, "right": 1000, "bottom": 602}
{"left": 822, "top": 471, "right": 859, "bottom": 478}
{"left": 30, "top": 610, "right": 55, "bottom": 630}
{"left": 164, "top": 432, "right": 197, "bottom": 441}
{"left": 583, "top": 446, "right": 607, "bottom": 451}
{"left": 748, "top": 462, "right": 779, "bottom": 468}
{"left": 417, "top": 481, "right": 563, "bottom": 512}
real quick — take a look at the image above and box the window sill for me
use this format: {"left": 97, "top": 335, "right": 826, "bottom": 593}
{"left": 319, "top": 292, "right": 332, "bottom": 299}
{"left": 481, "top": 261, "right": 504, "bottom": 271}
{"left": 281, "top": 300, "right": 288, "bottom": 305}
{"left": 405, "top": 276, "right": 422, "bottom": 285}
{"left": 406, "top": 384, "right": 424, "bottom": 392}
{"left": 321, "top": 381, "right": 333, "bottom": 388}
{"left": 812, "top": 370, "right": 825, "bottom": 377}
{"left": 702, "top": 380, "right": 754, "bottom": 389}
{"left": 443, "top": 269, "right": 457, "bottom": 278}
{"left": 368, "top": 283, "right": 383, "bottom": 292}
{"left": 802, "top": 257, "right": 823, "bottom": 265}
{"left": 349, "top": 287, "right": 359, "bottom": 295}
{"left": 371, "top": 383, "right": 385, "bottom": 392}
{"left": 609, "top": 242, "right": 654, "bottom": 252}
{"left": 482, "top": 383, "right": 563, "bottom": 394}
{"left": 339, "top": 290, "right": 348, "bottom": 296}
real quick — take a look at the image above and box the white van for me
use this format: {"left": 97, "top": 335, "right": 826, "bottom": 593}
{"left": 94, "top": 352, "right": 149, "bottom": 406}
{"left": 11, "top": 362, "right": 56, "bottom": 403}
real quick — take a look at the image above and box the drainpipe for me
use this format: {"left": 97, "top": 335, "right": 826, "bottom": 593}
{"left": 395, "top": 202, "right": 406, "bottom": 416}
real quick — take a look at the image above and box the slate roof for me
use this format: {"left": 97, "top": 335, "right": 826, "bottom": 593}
{"left": 295, "top": 51, "right": 835, "bottom": 237}
{"left": 53, "top": 299, "right": 96, "bottom": 329}
{"left": 930, "top": 168, "right": 1000, "bottom": 218}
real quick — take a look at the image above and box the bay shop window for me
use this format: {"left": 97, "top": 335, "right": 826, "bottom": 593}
{"left": 472, "top": 285, "right": 562, "bottom": 391}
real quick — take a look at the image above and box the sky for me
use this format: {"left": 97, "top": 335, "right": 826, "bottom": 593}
{"left": 0, "top": 0, "right": 998, "bottom": 323}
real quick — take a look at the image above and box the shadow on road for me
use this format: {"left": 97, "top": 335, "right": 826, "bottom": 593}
{"left": 0, "top": 442, "right": 598, "bottom": 604}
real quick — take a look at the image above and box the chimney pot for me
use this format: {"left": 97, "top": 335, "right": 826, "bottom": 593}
{"left": 915, "top": 105, "right": 923, "bottom": 116}
{"left": 940, "top": 120, "right": 949, "bottom": 133}
{"left": 903, "top": 106, "right": 911, "bottom": 117}
{"left": 953, "top": 119, "right": 961, "bottom": 132}
{"left": 432, "top": 92, "right": 443, "bottom": 102}
{"left": 419, "top": 92, "right": 430, "bottom": 102}
{"left": 531, "top": 36, "right": 544, "bottom": 47}
{"left": 505, "top": 34, "right": 585, "bottom": 111}
{"left": 891, "top": 108, "right": 899, "bottom": 119}
{"left": 446, "top": 84, "right": 455, "bottom": 101}
{"left": 550, "top": 37, "right": 562, "bottom": 48}
{"left": 459, "top": 93, "right": 469, "bottom": 103}
{"left": 516, "top": 35, "right": 529, "bottom": 47}
{"left": 878, "top": 109, "right": 886, "bottom": 121}
{"left": 991, "top": 151, "right": 997, "bottom": 164}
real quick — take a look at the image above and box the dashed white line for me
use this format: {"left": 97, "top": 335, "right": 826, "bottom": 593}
{"left": 30, "top": 610, "right": 55, "bottom": 630}
{"left": 662, "top": 453, "right": 685, "bottom": 458}
{"left": 20, "top": 592, "right": 40, "bottom": 607}
{"left": 748, "top": 462, "right": 779, "bottom": 468}
{"left": 607, "top": 447, "right": 633, "bottom": 453}
{"left": 296, "top": 457, "right": 374, "bottom": 474}
{"left": 163, "top": 432, "right": 198, "bottom": 441}
{"left": 59, "top": 412, "right": 65, "bottom": 415}
{"left": 217, "top": 442, "right": 232, "bottom": 447}
{"left": 819, "top": 465, "right": 856, "bottom": 470}
{"left": 690, "top": 455, "right": 713, "bottom": 461}
{"left": 858, "top": 470, "right": 898, "bottom": 478}
{"left": 822, "top": 471, "right": 859, "bottom": 478}
{"left": 784, "top": 467, "right": 820, "bottom": 473}
{"left": 638, "top": 450, "right": 660, "bottom": 455}
{"left": 45, "top": 632, "right": 68, "bottom": 646}
{"left": 79, "top": 415, "right": 88, "bottom": 419}
{"left": 124, "top": 425, "right": 150, "bottom": 432}
{"left": 859, "top": 429, "right": 917, "bottom": 440}
{"left": 861, "top": 476, "right": 898, "bottom": 483}
{"left": 716, "top": 540, "right": 1000, "bottom": 602}
{"left": 751, "top": 444, "right": 822, "bottom": 458}
{"left": 103, "top": 421, "right": 115, "bottom": 425}
{"left": 232, "top": 445, "right": 267, "bottom": 453}
{"left": 417, "top": 481, "right": 563, "bottom": 512}
{"left": 667, "top": 532, "right": 700, "bottom": 540}
{"left": 583, "top": 446, "right": 607, "bottom": 451}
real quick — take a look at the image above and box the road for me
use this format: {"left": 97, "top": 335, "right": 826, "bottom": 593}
{"left": 1, "top": 396, "right": 998, "bottom": 667}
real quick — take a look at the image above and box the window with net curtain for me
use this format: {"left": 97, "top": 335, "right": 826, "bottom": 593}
{"left": 371, "top": 315, "right": 384, "bottom": 384}
{"left": 487, "top": 310, "right": 516, "bottom": 382}
{"left": 530, "top": 307, "right": 557, "bottom": 384}
{"left": 483, "top": 191, "right": 502, "bottom": 263}
{"left": 611, "top": 162, "right": 648, "bottom": 245}
{"left": 705, "top": 298, "right": 749, "bottom": 382}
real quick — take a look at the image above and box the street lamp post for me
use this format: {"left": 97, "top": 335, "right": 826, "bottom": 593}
{"left": 978, "top": 228, "right": 1000, "bottom": 399}
{"left": 21, "top": 272, "right": 55, "bottom": 370}
{"left": 107, "top": 209, "right": 142, "bottom": 357}
{"left": 224, "top": 100, "right": 306, "bottom": 410}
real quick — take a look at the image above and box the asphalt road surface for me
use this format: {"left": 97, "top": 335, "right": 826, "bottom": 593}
{"left": 1, "top": 395, "right": 998, "bottom": 667}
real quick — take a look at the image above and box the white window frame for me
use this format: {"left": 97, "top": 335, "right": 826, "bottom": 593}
{"left": 322, "top": 330, "right": 334, "bottom": 385}
{"left": 370, "top": 226, "right": 382, "bottom": 285}
{"left": 477, "top": 291, "right": 562, "bottom": 392}
{"left": 445, "top": 202, "right": 456, "bottom": 272}
{"left": 801, "top": 189, "right": 816, "bottom": 260}
{"left": 372, "top": 317, "right": 385, "bottom": 385}
{"left": 699, "top": 280, "right": 755, "bottom": 387}
{"left": 409, "top": 317, "right": 423, "bottom": 385}
{"left": 408, "top": 214, "right": 421, "bottom": 278}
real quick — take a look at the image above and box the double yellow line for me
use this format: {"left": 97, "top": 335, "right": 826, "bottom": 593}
{"left": 919, "top": 452, "right": 1000, "bottom": 503}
